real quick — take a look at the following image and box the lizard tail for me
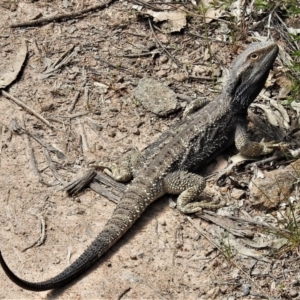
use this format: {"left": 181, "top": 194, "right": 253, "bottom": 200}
{"left": 0, "top": 187, "right": 149, "bottom": 291}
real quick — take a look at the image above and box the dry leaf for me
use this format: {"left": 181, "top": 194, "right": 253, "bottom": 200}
{"left": 0, "top": 39, "right": 27, "bottom": 89}
{"left": 276, "top": 75, "right": 293, "bottom": 98}
{"left": 252, "top": 103, "right": 278, "bottom": 126}
{"left": 147, "top": 9, "right": 186, "bottom": 32}
{"left": 270, "top": 99, "right": 290, "bottom": 125}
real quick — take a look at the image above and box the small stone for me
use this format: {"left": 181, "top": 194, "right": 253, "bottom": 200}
{"left": 156, "top": 70, "right": 168, "bottom": 77}
{"left": 161, "top": 64, "right": 170, "bottom": 70}
{"left": 205, "top": 287, "right": 220, "bottom": 299}
{"left": 158, "top": 55, "right": 168, "bottom": 64}
{"left": 160, "top": 220, "right": 167, "bottom": 226}
{"left": 219, "top": 286, "right": 228, "bottom": 294}
{"left": 108, "top": 120, "right": 118, "bottom": 128}
{"left": 94, "top": 110, "right": 101, "bottom": 115}
{"left": 132, "top": 128, "right": 140, "bottom": 135}
{"left": 137, "top": 121, "right": 144, "bottom": 128}
{"left": 96, "top": 144, "right": 103, "bottom": 151}
{"left": 169, "top": 73, "right": 188, "bottom": 82}
{"left": 242, "top": 284, "right": 250, "bottom": 295}
{"left": 108, "top": 130, "right": 116, "bottom": 137}
{"left": 290, "top": 289, "right": 298, "bottom": 298}
{"left": 220, "top": 186, "right": 228, "bottom": 193}
{"left": 231, "top": 188, "right": 245, "bottom": 200}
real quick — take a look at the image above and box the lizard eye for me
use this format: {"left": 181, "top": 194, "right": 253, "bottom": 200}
{"left": 250, "top": 53, "right": 259, "bottom": 60}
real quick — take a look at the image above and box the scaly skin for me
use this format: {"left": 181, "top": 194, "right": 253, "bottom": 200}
{"left": 0, "top": 42, "right": 279, "bottom": 291}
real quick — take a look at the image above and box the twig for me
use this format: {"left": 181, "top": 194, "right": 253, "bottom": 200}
{"left": 83, "top": 86, "right": 89, "bottom": 109}
{"left": 68, "top": 91, "right": 81, "bottom": 113}
{"left": 79, "top": 122, "right": 89, "bottom": 153}
{"left": 148, "top": 19, "right": 181, "bottom": 67}
{"left": 21, "top": 129, "right": 65, "bottom": 160}
{"left": 1, "top": 90, "right": 54, "bottom": 130}
{"left": 22, "top": 214, "right": 46, "bottom": 252}
{"left": 116, "top": 51, "right": 158, "bottom": 58}
{"left": 67, "top": 246, "right": 73, "bottom": 265}
{"left": 10, "top": 0, "right": 118, "bottom": 28}
{"left": 41, "top": 45, "right": 77, "bottom": 78}
{"left": 21, "top": 115, "right": 43, "bottom": 183}
{"left": 52, "top": 45, "right": 75, "bottom": 69}
{"left": 92, "top": 58, "right": 143, "bottom": 78}
{"left": 44, "top": 149, "right": 66, "bottom": 185}
{"left": 68, "top": 68, "right": 87, "bottom": 113}
{"left": 203, "top": 210, "right": 291, "bottom": 234}
{"left": 198, "top": 213, "right": 254, "bottom": 238}
{"left": 245, "top": 153, "right": 284, "bottom": 169}
{"left": 130, "top": 0, "right": 162, "bottom": 10}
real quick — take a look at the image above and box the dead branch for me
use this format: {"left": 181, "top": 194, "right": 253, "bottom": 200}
{"left": 10, "top": 0, "right": 118, "bottom": 28}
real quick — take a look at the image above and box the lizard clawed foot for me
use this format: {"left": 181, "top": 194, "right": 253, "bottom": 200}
{"left": 178, "top": 199, "right": 226, "bottom": 214}
{"left": 260, "top": 139, "right": 289, "bottom": 151}
{"left": 89, "top": 161, "right": 132, "bottom": 182}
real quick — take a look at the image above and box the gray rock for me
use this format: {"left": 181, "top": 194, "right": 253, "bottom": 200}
{"left": 134, "top": 78, "right": 180, "bottom": 116}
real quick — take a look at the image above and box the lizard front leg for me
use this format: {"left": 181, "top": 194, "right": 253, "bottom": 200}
{"left": 235, "top": 122, "right": 286, "bottom": 157}
{"left": 92, "top": 149, "right": 145, "bottom": 182}
{"left": 183, "top": 98, "right": 210, "bottom": 119}
{"left": 163, "top": 171, "right": 224, "bottom": 214}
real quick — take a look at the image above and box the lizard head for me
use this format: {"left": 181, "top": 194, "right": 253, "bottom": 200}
{"left": 228, "top": 41, "right": 279, "bottom": 113}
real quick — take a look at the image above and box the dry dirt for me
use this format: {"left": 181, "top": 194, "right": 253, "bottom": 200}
{"left": 0, "top": 1, "right": 299, "bottom": 300}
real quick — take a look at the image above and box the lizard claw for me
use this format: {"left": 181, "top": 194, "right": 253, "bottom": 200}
{"left": 260, "top": 139, "right": 289, "bottom": 151}
{"left": 90, "top": 161, "right": 132, "bottom": 182}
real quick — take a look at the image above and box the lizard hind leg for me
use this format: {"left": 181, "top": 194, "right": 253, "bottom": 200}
{"left": 93, "top": 148, "right": 145, "bottom": 182}
{"left": 163, "top": 171, "right": 224, "bottom": 214}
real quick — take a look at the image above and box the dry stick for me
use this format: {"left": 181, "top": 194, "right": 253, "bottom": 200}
{"left": 1, "top": 91, "right": 54, "bottom": 130}
{"left": 10, "top": 0, "right": 118, "bottom": 28}
{"left": 94, "top": 58, "right": 143, "bottom": 78}
{"left": 79, "top": 122, "right": 89, "bottom": 153}
{"left": 42, "top": 45, "right": 76, "bottom": 77}
{"left": 21, "top": 115, "right": 43, "bottom": 183}
{"left": 67, "top": 246, "right": 73, "bottom": 265}
{"left": 22, "top": 130, "right": 65, "bottom": 160}
{"left": 148, "top": 18, "right": 181, "bottom": 67}
{"left": 44, "top": 148, "right": 67, "bottom": 185}
{"left": 274, "top": 12, "right": 299, "bottom": 51}
{"left": 83, "top": 86, "right": 89, "bottom": 109}
{"left": 130, "top": 0, "right": 162, "bottom": 10}
{"left": 52, "top": 45, "right": 75, "bottom": 69}
{"left": 203, "top": 210, "right": 290, "bottom": 234}
{"left": 22, "top": 214, "right": 46, "bottom": 252}
{"left": 68, "top": 91, "right": 81, "bottom": 113}
{"left": 68, "top": 68, "right": 87, "bottom": 113}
